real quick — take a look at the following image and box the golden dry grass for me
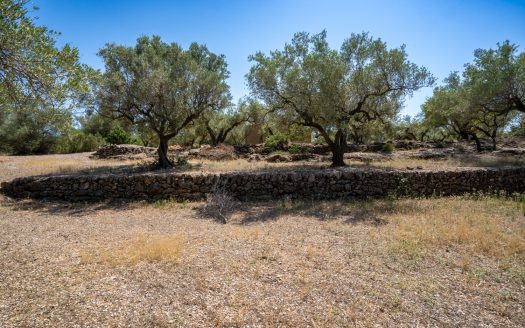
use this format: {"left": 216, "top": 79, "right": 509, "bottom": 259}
{"left": 386, "top": 197, "right": 525, "bottom": 260}
{"left": 80, "top": 233, "right": 184, "bottom": 265}
{"left": 22, "top": 157, "right": 143, "bottom": 175}
{"left": 2, "top": 194, "right": 525, "bottom": 326}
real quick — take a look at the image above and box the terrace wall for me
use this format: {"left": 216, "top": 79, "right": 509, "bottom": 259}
{"left": 2, "top": 167, "right": 524, "bottom": 202}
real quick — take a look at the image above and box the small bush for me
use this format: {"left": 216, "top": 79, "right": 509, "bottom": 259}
{"left": 288, "top": 144, "right": 305, "bottom": 154}
{"left": 176, "top": 156, "right": 188, "bottom": 166}
{"left": 265, "top": 133, "right": 288, "bottom": 150}
{"left": 382, "top": 141, "right": 395, "bottom": 153}
{"left": 106, "top": 127, "right": 133, "bottom": 145}
{"left": 200, "top": 185, "right": 237, "bottom": 224}
{"left": 53, "top": 132, "right": 106, "bottom": 153}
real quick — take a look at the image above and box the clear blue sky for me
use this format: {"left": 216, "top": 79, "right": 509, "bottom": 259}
{"left": 34, "top": 0, "right": 525, "bottom": 116}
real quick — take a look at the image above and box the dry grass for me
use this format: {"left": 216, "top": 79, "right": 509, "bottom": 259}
{"left": 1, "top": 153, "right": 525, "bottom": 326}
{"left": 387, "top": 197, "right": 525, "bottom": 260}
{"left": 1, "top": 150, "right": 523, "bottom": 183}
{"left": 2, "top": 194, "right": 525, "bottom": 326}
{"left": 80, "top": 233, "right": 184, "bottom": 265}
{"left": 190, "top": 154, "right": 525, "bottom": 173}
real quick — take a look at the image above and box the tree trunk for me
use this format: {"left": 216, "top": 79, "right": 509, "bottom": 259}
{"left": 330, "top": 131, "right": 347, "bottom": 167}
{"left": 157, "top": 136, "right": 173, "bottom": 169}
{"left": 491, "top": 136, "right": 497, "bottom": 151}
{"left": 471, "top": 134, "right": 482, "bottom": 152}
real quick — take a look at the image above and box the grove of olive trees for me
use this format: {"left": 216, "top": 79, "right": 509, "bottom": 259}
{"left": 1, "top": 0, "right": 524, "bottom": 163}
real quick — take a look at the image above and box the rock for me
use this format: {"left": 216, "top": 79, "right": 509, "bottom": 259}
{"left": 266, "top": 154, "right": 291, "bottom": 163}
{"left": 91, "top": 144, "right": 157, "bottom": 160}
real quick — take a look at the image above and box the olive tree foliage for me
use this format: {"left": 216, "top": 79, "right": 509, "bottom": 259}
{"left": 464, "top": 41, "right": 525, "bottom": 115}
{"left": 201, "top": 99, "right": 252, "bottom": 146}
{"left": 97, "top": 36, "right": 230, "bottom": 168}
{"left": 422, "top": 65, "right": 516, "bottom": 151}
{"left": 0, "top": 0, "right": 93, "bottom": 154}
{"left": 248, "top": 31, "right": 434, "bottom": 166}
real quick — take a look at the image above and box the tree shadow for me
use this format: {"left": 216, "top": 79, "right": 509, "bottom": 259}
{"left": 196, "top": 197, "right": 396, "bottom": 226}
{"left": 452, "top": 153, "right": 525, "bottom": 168}
{"left": 1, "top": 195, "right": 148, "bottom": 217}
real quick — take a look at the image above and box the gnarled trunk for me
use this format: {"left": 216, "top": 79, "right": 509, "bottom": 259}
{"left": 330, "top": 131, "right": 347, "bottom": 167}
{"left": 491, "top": 136, "right": 497, "bottom": 151}
{"left": 157, "top": 136, "right": 173, "bottom": 169}
{"left": 470, "top": 134, "right": 482, "bottom": 152}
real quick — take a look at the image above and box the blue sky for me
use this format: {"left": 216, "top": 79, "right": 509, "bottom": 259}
{"left": 35, "top": 0, "right": 525, "bottom": 116}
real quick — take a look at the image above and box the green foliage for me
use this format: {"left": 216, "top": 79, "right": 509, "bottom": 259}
{"left": 382, "top": 141, "right": 395, "bottom": 153}
{"left": 106, "top": 127, "right": 133, "bottom": 145}
{"left": 288, "top": 144, "right": 306, "bottom": 154}
{"left": 0, "top": 0, "right": 87, "bottom": 101}
{"left": 0, "top": 101, "right": 71, "bottom": 154}
{"left": 201, "top": 99, "right": 251, "bottom": 146}
{"left": 519, "top": 195, "right": 525, "bottom": 216}
{"left": 248, "top": 30, "right": 434, "bottom": 166}
{"left": 53, "top": 132, "right": 106, "bottom": 154}
{"left": 97, "top": 36, "right": 231, "bottom": 167}
{"left": 176, "top": 157, "right": 189, "bottom": 166}
{"left": 423, "top": 45, "right": 518, "bottom": 150}
{"left": 265, "top": 133, "right": 288, "bottom": 150}
{"left": 0, "top": 0, "right": 94, "bottom": 155}
{"left": 508, "top": 114, "right": 525, "bottom": 137}
{"left": 464, "top": 41, "right": 525, "bottom": 116}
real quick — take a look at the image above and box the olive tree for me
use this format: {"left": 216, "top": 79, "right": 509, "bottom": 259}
{"left": 0, "top": 0, "right": 94, "bottom": 154}
{"left": 97, "top": 36, "right": 230, "bottom": 168}
{"left": 465, "top": 41, "right": 525, "bottom": 115}
{"left": 423, "top": 72, "right": 513, "bottom": 151}
{"left": 248, "top": 31, "right": 434, "bottom": 166}
{"left": 201, "top": 99, "right": 251, "bottom": 146}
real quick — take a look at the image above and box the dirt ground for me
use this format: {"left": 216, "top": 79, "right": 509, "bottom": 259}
{"left": 1, "top": 154, "right": 524, "bottom": 327}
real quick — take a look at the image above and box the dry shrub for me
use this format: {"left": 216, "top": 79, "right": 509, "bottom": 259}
{"left": 81, "top": 233, "right": 184, "bottom": 265}
{"left": 391, "top": 197, "right": 525, "bottom": 259}
{"left": 199, "top": 185, "right": 237, "bottom": 223}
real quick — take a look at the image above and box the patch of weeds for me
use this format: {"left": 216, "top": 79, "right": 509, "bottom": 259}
{"left": 153, "top": 198, "right": 185, "bottom": 209}
{"left": 518, "top": 195, "right": 525, "bottom": 216}
{"left": 264, "top": 133, "right": 288, "bottom": 150}
{"left": 382, "top": 141, "right": 395, "bottom": 153}
{"left": 288, "top": 144, "right": 306, "bottom": 154}
{"left": 176, "top": 156, "right": 188, "bottom": 166}
{"left": 507, "top": 266, "right": 525, "bottom": 284}
{"left": 392, "top": 239, "right": 423, "bottom": 264}
{"left": 467, "top": 266, "right": 487, "bottom": 280}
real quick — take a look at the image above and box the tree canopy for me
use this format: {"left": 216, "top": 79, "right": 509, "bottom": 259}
{"left": 0, "top": 0, "right": 94, "bottom": 154}
{"left": 248, "top": 31, "right": 434, "bottom": 166}
{"left": 423, "top": 43, "right": 521, "bottom": 151}
{"left": 97, "top": 36, "right": 231, "bottom": 167}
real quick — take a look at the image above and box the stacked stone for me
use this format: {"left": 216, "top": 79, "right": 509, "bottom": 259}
{"left": 2, "top": 167, "right": 524, "bottom": 202}
{"left": 90, "top": 144, "right": 157, "bottom": 159}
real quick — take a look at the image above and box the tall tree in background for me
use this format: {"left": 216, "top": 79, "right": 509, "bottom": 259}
{"left": 464, "top": 41, "right": 525, "bottom": 116}
{"left": 202, "top": 99, "right": 250, "bottom": 146}
{"left": 248, "top": 31, "right": 434, "bottom": 166}
{"left": 423, "top": 42, "right": 520, "bottom": 151}
{"left": 97, "top": 36, "right": 230, "bottom": 168}
{"left": 0, "top": 0, "right": 92, "bottom": 154}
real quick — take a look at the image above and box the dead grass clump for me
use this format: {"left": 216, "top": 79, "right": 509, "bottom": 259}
{"left": 390, "top": 197, "right": 525, "bottom": 260}
{"left": 199, "top": 185, "right": 237, "bottom": 223}
{"left": 81, "top": 234, "right": 184, "bottom": 265}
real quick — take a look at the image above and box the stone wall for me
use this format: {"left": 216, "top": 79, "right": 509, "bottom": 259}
{"left": 2, "top": 167, "right": 524, "bottom": 202}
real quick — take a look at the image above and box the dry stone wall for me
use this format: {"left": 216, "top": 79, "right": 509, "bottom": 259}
{"left": 1, "top": 167, "right": 524, "bottom": 202}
